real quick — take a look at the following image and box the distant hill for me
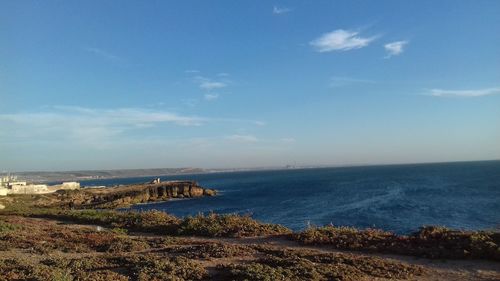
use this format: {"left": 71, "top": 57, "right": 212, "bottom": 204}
{"left": 1, "top": 168, "right": 206, "bottom": 183}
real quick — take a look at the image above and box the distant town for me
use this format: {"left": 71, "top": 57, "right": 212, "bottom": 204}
{"left": 0, "top": 165, "right": 318, "bottom": 183}
{"left": 0, "top": 175, "right": 80, "bottom": 196}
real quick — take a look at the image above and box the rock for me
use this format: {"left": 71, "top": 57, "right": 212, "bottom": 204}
{"left": 203, "top": 189, "right": 217, "bottom": 196}
{"left": 190, "top": 186, "right": 204, "bottom": 197}
{"left": 0, "top": 204, "right": 5, "bottom": 210}
{"left": 50, "top": 180, "right": 216, "bottom": 209}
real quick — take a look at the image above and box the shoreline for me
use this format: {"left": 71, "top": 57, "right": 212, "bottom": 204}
{"left": 0, "top": 191, "right": 499, "bottom": 280}
{"left": 5, "top": 159, "right": 500, "bottom": 184}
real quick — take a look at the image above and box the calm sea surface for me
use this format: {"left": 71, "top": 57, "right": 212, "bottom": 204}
{"left": 81, "top": 161, "right": 500, "bottom": 233}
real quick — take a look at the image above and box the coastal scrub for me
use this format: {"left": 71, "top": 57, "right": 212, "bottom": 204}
{"left": 293, "top": 225, "right": 500, "bottom": 260}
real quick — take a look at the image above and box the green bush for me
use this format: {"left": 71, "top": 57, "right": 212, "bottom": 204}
{"left": 177, "top": 213, "right": 291, "bottom": 237}
{"left": 293, "top": 225, "right": 500, "bottom": 260}
{"left": 0, "top": 221, "right": 17, "bottom": 234}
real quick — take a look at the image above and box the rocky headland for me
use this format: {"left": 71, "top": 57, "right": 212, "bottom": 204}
{"left": 43, "top": 180, "right": 217, "bottom": 209}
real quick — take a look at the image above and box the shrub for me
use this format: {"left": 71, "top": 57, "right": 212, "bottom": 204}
{"left": 172, "top": 243, "right": 255, "bottom": 259}
{"left": 177, "top": 213, "right": 291, "bottom": 237}
{"left": 292, "top": 225, "right": 500, "bottom": 260}
{"left": 0, "top": 221, "right": 17, "bottom": 234}
{"left": 111, "top": 227, "right": 128, "bottom": 235}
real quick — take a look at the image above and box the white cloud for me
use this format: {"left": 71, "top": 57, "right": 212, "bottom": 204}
{"left": 329, "top": 77, "right": 376, "bottom": 88}
{"left": 384, "top": 41, "right": 408, "bottom": 58}
{"left": 184, "top": 69, "right": 200, "bottom": 74}
{"left": 0, "top": 107, "right": 205, "bottom": 147}
{"left": 310, "top": 29, "right": 378, "bottom": 52}
{"left": 273, "top": 6, "right": 292, "bottom": 14}
{"left": 426, "top": 87, "right": 500, "bottom": 98}
{"left": 83, "top": 47, "right": 122, "bottom": 61}
{"left": 225, "top": 134, "right": 259, "bottom": 143}
{"left": 200, "top": 81, "right": 226, "bottom": 90}
{"left": 204, "top": 93, "right": 219, "bottom": 101}
{"left": 194, "top": 76, "right": 227, "bottom": 90}
{"left": 0, "top": 106, "right": 270, "bottom": 147}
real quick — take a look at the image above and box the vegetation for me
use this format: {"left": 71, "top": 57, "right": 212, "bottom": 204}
{"left": 0, "top": 221, "right": 17, "bottom": 234}
{"left": 171, "top": 242, "right": 256, "bottom": 259}
{"left": 219, "top": 247, "right": 424, "bottom": 281}
{"left": 2, "top": 201, "right": 499, "bottom": 260}
{"left": 0, "top": 196, "right": 498, "bottom": 280}
{"left": 293, "top": 225, "right": 500, "bottom": 260}
{"left": 3, "top": 213, "right": 500, "bottom": 280}
{"left": 177, "top": 213, "right": 291, "bottom": 237}
{"left": 0, "top": 255, "right": 207, "bottom": 281}
{"left": 0, "top": 215, "right": 425, "bottom": 281}
{"left": 1, "top": 206, "right": 291, "bottom": 238}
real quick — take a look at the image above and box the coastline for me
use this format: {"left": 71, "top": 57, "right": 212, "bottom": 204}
{"left": 6, "top": 159, "right": 500, "bottom": 184}
{"left": 0, "top": 187, "right": 499, "bottom": 280}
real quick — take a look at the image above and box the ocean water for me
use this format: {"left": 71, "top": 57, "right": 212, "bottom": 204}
{"left": 81, "top": 161, "right": 500, "bottom": 234}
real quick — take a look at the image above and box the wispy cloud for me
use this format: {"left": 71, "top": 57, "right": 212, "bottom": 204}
{"left": 195, "top": 76, "right": 228, "bottom": 91}
{"left": 273, "top": 6, "right": 292, "bottom": 15}
{"left": 0, "top": 107, "right": 205, "bottom": 147}
{"left": 225, "top": 134, "right": 259, "bottom": 143}
{"left": 310, "top": 29, "right": 378, "bottom": 52}
{"left": 384, "top": 40, "right": 408, "bottom": 58}
{"left": 329, "top": 77, "right": 376, "bottom": 88}
{"left": 0, "top": 106, "right": 268, "bottom": 145}
{"left": 200, "top": 81, "right": 227, "bottom": 90}
{"left": 425, "top": 87, "right": 500, "bottom": 98}
{"left": 204, "top": 93, "right": 219, "bottom": 101}
{"left": 184, "top": 69, "right": 200, "bottom": 74}
{"left": 182, "top": 98, "right": 199, "bottom": 108}
{"left": 83, "top": 47, "right": 122, "bottom": 62}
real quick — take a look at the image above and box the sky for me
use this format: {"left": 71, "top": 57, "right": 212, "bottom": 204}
{"left": 1, "top": 0, "right": 499, "bottom": 172}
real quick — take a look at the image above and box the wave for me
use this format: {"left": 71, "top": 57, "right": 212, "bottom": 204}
{"left": 331, "top": 183, "right": 405, "bottom": 213}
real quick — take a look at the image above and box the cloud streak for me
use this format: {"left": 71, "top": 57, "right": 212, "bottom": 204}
{"left": 273, "top": 6, "right": 292, "bottom": 15}
{"left": 329, "top": 77, "right": 376, "bottom": 88}
{"left": 204, "top": 93, "right": 219, "bottom": 101}
{"left": 310, "top": 29, "right": 378, "bottom": 52}
{"left": 0, "top": 107, "right": 205, "bottom": 147}
{"left": 194, "top": 76, "right": 228, "bottom": 91}
{"left": 200, "top": 81, "right": 226, "bottom": 90}
{"left": 426, "top": 87, "right": 500, "bottom": 97}
{"left": 225, "top": 134, "right": 259, "bottom": 143}
{"left": 384, "top": 41, "right": 408, "bottom": 58}
{"left": 83, "top": 47, "right": 122, "bottom": 62}
{"left": 0, "top": 106, "right": 269, "bottom": 148}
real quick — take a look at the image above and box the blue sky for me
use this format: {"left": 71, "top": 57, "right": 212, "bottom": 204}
{"left": 1, "top": 1, "right": 499, "bottom": 171}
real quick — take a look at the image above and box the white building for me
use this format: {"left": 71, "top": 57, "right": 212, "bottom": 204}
{"left": 0, "top": 175, "right": 80, "bottom": 196}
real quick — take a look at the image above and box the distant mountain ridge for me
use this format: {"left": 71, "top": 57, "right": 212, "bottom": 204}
{"left": 1, "top": 168, "right": 206, "bottom": 183}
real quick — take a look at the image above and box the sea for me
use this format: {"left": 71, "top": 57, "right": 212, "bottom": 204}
{"left": 80, "top": 161, "right": 500, "bottom": 234}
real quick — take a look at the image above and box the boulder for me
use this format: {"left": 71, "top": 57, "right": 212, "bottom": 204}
{"left": 203, "top": 189, "right": 217, "bottom": 196}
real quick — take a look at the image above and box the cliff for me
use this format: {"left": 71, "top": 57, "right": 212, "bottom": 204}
{"left": 47, "top": 181, "right": 216, "bottom": 209}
